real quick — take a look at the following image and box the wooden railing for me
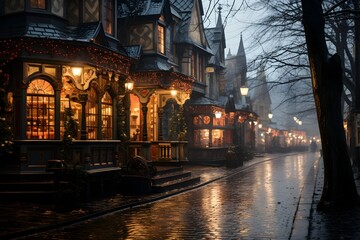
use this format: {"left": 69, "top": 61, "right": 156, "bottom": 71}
{"left": 127, "top": 141, "right": 188, "bottom": 162}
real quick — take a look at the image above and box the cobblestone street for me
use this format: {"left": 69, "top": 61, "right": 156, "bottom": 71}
{"left": 20, "top": 153, "right": 319, "bottom": 240}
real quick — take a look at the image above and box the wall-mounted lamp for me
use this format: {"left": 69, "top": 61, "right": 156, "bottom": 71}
{"left": 71, "top": 67, "right": 82, "bottom": 77}
{"left": 170, "top": 86, "right": 177, "bottom": 96}
{"left": 268, "top": 112, "right": 273, "bottom": 119}
{"left": 215, "top": 111, "right": 222, "bottom": 119}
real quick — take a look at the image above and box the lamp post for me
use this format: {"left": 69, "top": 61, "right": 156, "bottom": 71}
{"left": 240, "top": 86, "right": 249, "bottom": 106}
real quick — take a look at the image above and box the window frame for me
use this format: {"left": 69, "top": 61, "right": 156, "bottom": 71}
{"left": 157, "top": 24, "right": 165, "bottom": 54}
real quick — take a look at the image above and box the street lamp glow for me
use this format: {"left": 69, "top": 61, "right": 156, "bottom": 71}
{"left": 240, "top": 86, "right": 249, "bottom": 96}
{"left": 71, "top": 67, "right": 82, "bottom": 77}
{"left": 268, "top": 112, "right": 273, "bottom": 119}
{"left": 170, "top": 87, "right": 177, "bottom": 96}
{"left": 125, "top": 79, "right": 134, "bottom": 91}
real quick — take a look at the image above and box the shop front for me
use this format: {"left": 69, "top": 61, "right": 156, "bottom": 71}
{"left": 0, "top": 38, "right": 136, "bottom": 171}
{"left": 123, "top": 71, "right": 194, "bottom": 163}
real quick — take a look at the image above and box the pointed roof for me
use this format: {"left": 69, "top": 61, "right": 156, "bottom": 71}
{"left": 204, "top": 5, "right": 226, "bottom": 67}
{"left": 227, "top": 49, "right": 232, "bottom": 58}
{"left": 216, "top": 5, "right": 223, "bottom": 29}
{"left": 250, "top": 63, "right": 272, "bottom": 105}
{"left": 237, "top": 34, "right": 245, "bottom": 56}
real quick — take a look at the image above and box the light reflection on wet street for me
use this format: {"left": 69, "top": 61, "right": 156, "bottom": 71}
{"left": 24, "top": 153, "right": 318, "bottom": 240}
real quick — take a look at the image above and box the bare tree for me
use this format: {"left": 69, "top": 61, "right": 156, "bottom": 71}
{"left": 301, "top": 0, "right": 359, "bottom": 209}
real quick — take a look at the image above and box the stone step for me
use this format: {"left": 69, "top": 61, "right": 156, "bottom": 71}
{"left": 152, "top": 171, "right": 192, "bottom": 185}
{"left": 155, "top": 166, "right": 183, "bottom": 175}
{"left": 152, "top": 176, "right": 201, "bottom": 193}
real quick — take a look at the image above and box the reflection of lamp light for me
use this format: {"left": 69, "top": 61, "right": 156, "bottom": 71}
{"left": 215, "top": 111, "right": 221, "bottom": 119}
{"left": 71, "top": 67, "right": 82, "bottom": 77}
{"left": 258, "top": 123, "right": 262, "bottom": 129}
{"left": 240, "top": 86, "right": 249, "bottom": 96}
{"left": 125, "top": 78, "right": 134, "bottom": 91}
{"left": 268, "top": 112, "right": 273, "bottom": 119}
{"left": 170, "top": 86, "right": 177, "bottom": 96}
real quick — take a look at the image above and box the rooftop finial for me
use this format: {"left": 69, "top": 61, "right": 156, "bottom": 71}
{"left": 218, "top": 4, "right": 222, "bottom": 14}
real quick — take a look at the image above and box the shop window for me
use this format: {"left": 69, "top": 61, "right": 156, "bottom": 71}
{"left": 212, "top": 129, "right": 224, "bottom": 147}
{"left": 86, "top": 87, "right": 98, "bottom": 140}
{"left": 158, "top": 24, "right": 165, "bottom": 54}
{"left": 60, "top": 79, "right": 80, "bottom": 139}
{"left": 194, "top": 129, "right": 210, "bottom": 147}
{"left": 101, "top": 92, "right": 112, "bottom": 139}
{"left": 130, "top": 94, "right": 141, "bottom": 141}
{"left": 26, "top": 79, "right": 55, "bottom": 139}
{"left": 30, "top": 0, "right": 46, "bottom": 9}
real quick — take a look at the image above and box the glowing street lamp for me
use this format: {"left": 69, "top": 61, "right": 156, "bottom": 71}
{"left": 125, "top": 78, "right": 134, "bottom": 91}
{"left": 240, "top": 86, "right": 249, "bottom": 96}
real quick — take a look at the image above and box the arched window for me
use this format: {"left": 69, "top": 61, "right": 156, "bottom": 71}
{"left": 86, "top": 87, "right": 98, "bottom": 139}
{"left": 101, "top": 92, "right": 113, "bottom": 139}
{"left": 26, "top": 79, "right": 55, "bottom": 139}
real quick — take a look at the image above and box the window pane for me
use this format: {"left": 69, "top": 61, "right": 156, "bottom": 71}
{"left": 103, "top": 0, "right": 113, "bottom": 35}
{"left": 101, "top": 92, "right": 112, "bottom": 139}
{"left": 86, "top": 87, "right": 98, "bottom": 140}
{"left": 157, "top": 25, "right": 165, "bottom": 54}
{"left": 26, "top": 79, "right": 55, "bottom": 139}
{"left": 194, "top": 129, "right": 209, "bottom": 147}
{"left": 30, "top": 0, "right": 46, "bottom": 9}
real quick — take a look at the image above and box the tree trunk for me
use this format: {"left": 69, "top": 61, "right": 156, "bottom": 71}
{"left": 301, "top": 0, "right": 359, "bottom": 209}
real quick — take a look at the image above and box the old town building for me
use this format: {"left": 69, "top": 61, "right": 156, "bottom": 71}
{"left": 0, "top": 0, "right": 137, "bottom": 171}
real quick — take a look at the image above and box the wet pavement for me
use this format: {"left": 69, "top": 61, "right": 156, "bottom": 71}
{"left": 308, "top": 160, "right": 360, "bottom": 240}
{"left": 2, "top": 151, "right": 360, "bottom": 239}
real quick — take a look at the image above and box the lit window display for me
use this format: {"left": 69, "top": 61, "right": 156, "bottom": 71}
{"left": 212, "top": 129, "right": 224, "bottom": 147}
{"left": 130, "top": 94, "right": 141, "bottom": 141}
{"left": 101, "top": 92, "right": 113, "bottom": 139}
{"left": 194, "top": 129, "right": 210, "bottom": 147}
{"left": 86, "top": 87, "right": 98, "bottom": 140}
{"left": 26, "top": 79, "right": 55, "bottom": 139}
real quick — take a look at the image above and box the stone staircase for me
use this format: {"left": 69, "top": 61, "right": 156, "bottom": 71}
{"left": 151, "top": 164, "right": 200, "bottom": 193}
{"left": 0, "top": 171, "right": 57, "bottom": 202}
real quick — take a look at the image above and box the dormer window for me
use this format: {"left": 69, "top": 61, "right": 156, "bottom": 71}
{"left": 157, "top": 24, "right": 165, "bottom": 54}
{"left": 103, "top": 0, "right": 114, "bottom": 35}
{"left": 30, "top": 0, "right": 46, "bottom": 9}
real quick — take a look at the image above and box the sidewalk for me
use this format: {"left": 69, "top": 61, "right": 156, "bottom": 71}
{"left": 305, "top": 158, "right": 360, "bottom": 240}
{"left": 0, "top": 153, "right": 323, "bottom": 239}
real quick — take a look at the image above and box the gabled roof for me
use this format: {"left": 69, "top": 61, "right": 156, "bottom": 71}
{"left": 67, "top": 22, "right": 109, "bottom": 47}
{"left": 204, "top": 7, "right": 226, "bottom": 67}
{"left": 118, "top": 0, "right": 167, "bottom": 17}
{"left": 171, "top": 0, "right": 212, "bottom": 54}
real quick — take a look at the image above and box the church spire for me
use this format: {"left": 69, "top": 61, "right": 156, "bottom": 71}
{"left": 216, "top": 5, "right": 223, "bottom": 28}
{"left": 237, "top": 33, "right": 245, "bottom": 56}
{"left": 227, "top": 48, "right": 232, "bottom": 58}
